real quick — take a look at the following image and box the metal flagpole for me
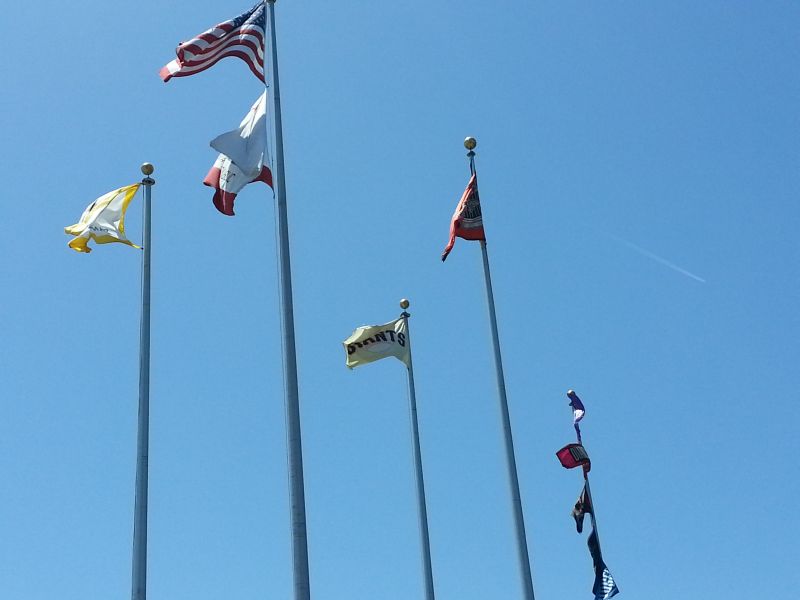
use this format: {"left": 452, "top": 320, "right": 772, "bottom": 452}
{"left": 399, "top": 299, "right": 436, "bottom": 600}
{"left": 132, "top": 163, "right": 155, "bottom": 600}
{"left": 466, "top": 138, "right": 536, "bottom": 600}
{"left": 265, "top": 2, "right": 311, "bottom": 599}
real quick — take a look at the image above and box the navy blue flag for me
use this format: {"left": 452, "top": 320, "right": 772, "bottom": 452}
{"left": 588, "top": 530, "right": 619, "bottom": 600}
{"left": 571, "top": 484, "right": 591, "bottom": 533}
{"left": 567, "top": 389, "right": 586, "bottom": 442}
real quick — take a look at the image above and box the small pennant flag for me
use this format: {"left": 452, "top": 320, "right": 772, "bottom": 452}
{"left": 556, "top": 443, "right": 591, "bottom": 473}
{"left": 441, "top": 173, "right": 485, "bottom": 261}
{"left": 343, "top": 318, "right": 410, "bottom": 369}
{"left": 568, "top": 389, "right": 586, "bottom": 442}
{"left": 160, "top": 2, "right": 266, "bottom": 82}
{"left": 204, "top": 92, "right": 273, "bottom": 216}
{"left": 64, "top": 184, "right": 141, "bottom": 253}
{"left": 571, "top": 483, "right": 592, "bottom": 533}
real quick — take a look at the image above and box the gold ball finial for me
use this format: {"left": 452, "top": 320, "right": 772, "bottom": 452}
{"left": 400, "top": 298, "right": 410, "bottom": 309}
{"left": 464, "top": 137, "right": 477, "bottom": 150}
{"left": 141, "top": 163, "right": 155, "bottom": 176}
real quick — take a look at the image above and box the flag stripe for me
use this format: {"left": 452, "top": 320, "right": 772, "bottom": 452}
{"left": 179, "top": 32, "right": 264, "bottom": 67}
{"left": 204, "top": 162, "right": 272, "bottom": 216}
{"left": 181, "top": 29, "right": 264, "bottom": 59}
{"left": 165, "top": 49, "right": 263, "bottom": 82}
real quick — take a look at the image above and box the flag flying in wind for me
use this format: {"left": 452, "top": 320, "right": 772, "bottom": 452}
{"left": 558, "top": 391, "right": 620, "bottom": 600}
{"left": 588, "top": 530, "right": 620, "bottom": 600}
{"left": 441, "top": 173, "right": 485, "bottom": 261}
{"left": 64, "top": 184, "right": 141, "bottom": 253}
{"left": 568, "top": 389, "right": 586, "bottom": 443}
{"left": 342, "top": 318, "right": 410, "bottom": 369}
{"left": 571, "top": 483, "right": 591, "bottom": 534}
{"left": 204, "top": 92, "right": 273, "bottom": 216}
{"left": 160, "top": 2, "right": 266, "bottom": 82}
{"left": 556, "top": 443, "right": 591, "bottom": 473}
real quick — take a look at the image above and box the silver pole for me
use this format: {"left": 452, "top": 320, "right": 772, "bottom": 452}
{"left": 399, "top": 299, "right": 436, "bottom": 600}
{"left": 265, "top": 2, "right": 311, "bottom": 599}
{"left": 468, "top": 139, "right": 536, "bottom": 600}
{"left": 132, "top": 163, "right": 155, "bottom": 600}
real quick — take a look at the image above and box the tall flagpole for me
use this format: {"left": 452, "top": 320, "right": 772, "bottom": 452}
{"left": 132, "top": 163, "right": 155, "bottom": 600}
{"left": 466, "top": 138, "right": 536, "bottom": 600}
{"left": 399, "top": 299, "right": 436, "bottom": 600}
{"left": 265, "top": 2, "right": 311, "bottom": 599}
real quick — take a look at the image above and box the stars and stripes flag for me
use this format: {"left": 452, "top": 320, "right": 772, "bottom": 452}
{"left": 441, "top": 173, "right": 485, "bottom": 261}
{"left": 160, "top": 2, "right": 266, "bottom": 83}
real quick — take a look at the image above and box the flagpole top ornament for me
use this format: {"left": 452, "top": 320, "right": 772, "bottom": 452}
{"left": 464, "top": 137, "right": 477, "bottom": 150}
{"left": 400, "top": 298, "right": 410, "bottom": 310}
{"left": 141, "top": 163, "right": 154, "bottom": 176}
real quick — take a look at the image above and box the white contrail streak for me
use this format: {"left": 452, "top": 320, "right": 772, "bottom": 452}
{"left": 607, "top": 233, "right": 706, "bottom": 283}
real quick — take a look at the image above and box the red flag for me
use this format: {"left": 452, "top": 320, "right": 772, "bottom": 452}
{"left": 556, "top": 443, "right": 591, "bottom": 473}
{"left": 441, "top": 173, "right": 485, "bottom": 261}
{"left": 203, "top": 155, "right": 272, "bottom": 216}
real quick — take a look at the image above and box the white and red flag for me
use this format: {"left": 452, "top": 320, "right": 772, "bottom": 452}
{"left": 160, "top": 2, "right": 265, "bottom": 82}
{"left": 203, "top": 92, "right": 273, "bottom": 216}
{"left": 441, "top": 173, "right": 485, "bottom": 261}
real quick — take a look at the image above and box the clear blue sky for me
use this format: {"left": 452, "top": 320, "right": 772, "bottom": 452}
{"left": 1, "top": 1, "right": 798, "bottom": 598}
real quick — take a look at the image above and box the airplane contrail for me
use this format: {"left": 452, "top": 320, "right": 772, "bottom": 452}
{"left": 606, "top": 233, "right": 706, "bottom": 283}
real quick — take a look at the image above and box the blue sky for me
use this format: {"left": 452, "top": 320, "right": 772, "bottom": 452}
{"left": 1, "top": 1, "right": 798, "bottom": 598}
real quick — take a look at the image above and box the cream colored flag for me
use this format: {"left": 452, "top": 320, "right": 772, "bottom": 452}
{"left": 65, "top": 184, "right": 141, "bottom": 253}
{"left": 343, "top": 317, "right": 410, "bottom": 369}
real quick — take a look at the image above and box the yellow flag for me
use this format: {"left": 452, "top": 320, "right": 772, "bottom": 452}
{"left": 342, "top": 318, "right": 410, "bottom": 369}
{"left": 65, "top": 184, "right": 141, "bottom": 253}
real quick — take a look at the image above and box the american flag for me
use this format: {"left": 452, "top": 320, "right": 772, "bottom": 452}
{"left": 160, "top": 3, "right": 266, "bottom": 82}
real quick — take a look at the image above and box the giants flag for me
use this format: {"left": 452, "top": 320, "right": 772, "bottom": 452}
{"left": 441, "top": 173, "right": 485, "bottom": 261}
{"left": 160, "top": 3, "right": 266, "bottom": 82}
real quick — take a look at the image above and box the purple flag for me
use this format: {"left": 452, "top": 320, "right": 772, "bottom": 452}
{"left": 567, "top": 389, "right": 586, "bottom": 442}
